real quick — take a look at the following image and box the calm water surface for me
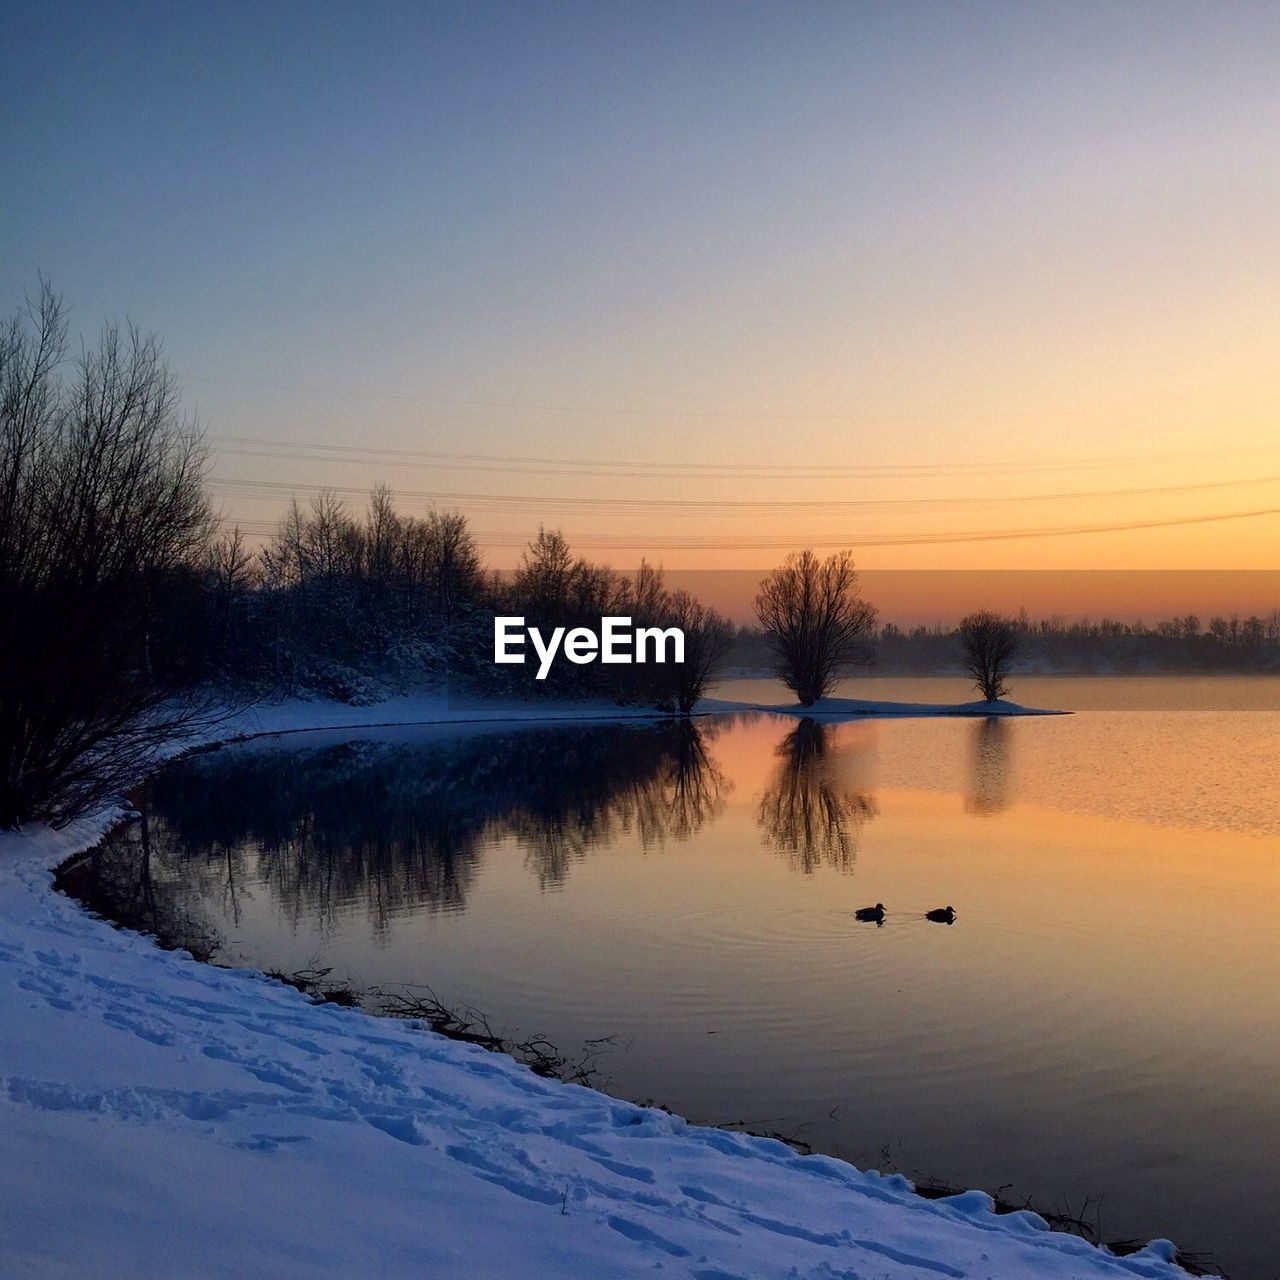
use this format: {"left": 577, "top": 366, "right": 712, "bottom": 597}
{"left": 67, "top": 677, "right": 1280, "bottom": 1277}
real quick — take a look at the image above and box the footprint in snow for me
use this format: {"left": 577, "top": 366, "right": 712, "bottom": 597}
{"left": 606, "top": 1215, "right": 691, "bottom": 1258}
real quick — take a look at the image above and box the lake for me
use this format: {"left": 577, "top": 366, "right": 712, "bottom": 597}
{"left": 62, "top": 676, "right": 1280, "bottom": 1278}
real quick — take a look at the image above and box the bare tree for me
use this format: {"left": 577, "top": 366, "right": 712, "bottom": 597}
{"left": 204, "top": 525, "right": 255, "bottom": 669}
{"left": 420, "top": 509, "right": 481, "bottom": 623}
{"left": 620, "top": 559, "right": 666, "bottom": 620}
{"left": 958, "top": 610, "right": 1019, "bottom": 702}
{"left": 511, "top": 526, "right": 579, "bottom": 614}
{"left": 0, "top": 283, "right": 216, "bottom": 828}
{"left": 305, "top": 489, "right": 356, "bottom": 584}
{"left": 754, "top": 550, "right": 877, "bottom": 706}
{"left": 663, "top": 590, "right": 732, "bottom": 713}
{"left": 364, "top": 484, "right": 400, "bottom": 600}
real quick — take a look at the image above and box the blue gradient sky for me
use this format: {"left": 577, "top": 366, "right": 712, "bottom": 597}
{"left": 5, "top": 1, "right": 1280, "bottom": 570}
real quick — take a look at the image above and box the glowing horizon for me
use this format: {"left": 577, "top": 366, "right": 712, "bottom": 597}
{"left": 5, "top": 2, "right": 1279, "bottom": 597}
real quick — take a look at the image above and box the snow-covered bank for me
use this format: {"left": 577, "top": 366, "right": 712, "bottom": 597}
{"left": 1, "top": 704, "right": 1184, "bottom": 1280}
{"left": 211, "top": 687, "right": 1066, "bottom": 746}
{"left": 216, "top": 690, "right": 691, "bottom": 739}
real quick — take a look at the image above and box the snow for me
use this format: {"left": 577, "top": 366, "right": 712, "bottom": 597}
{"left": 216, "top": 691, "right": 693, "bottom": 739}
{"left": 0, "top": 696, "right": 1181, "bottom": 1280}
{"left": 211, "top": 688, "right": 1066, "bottom": 746}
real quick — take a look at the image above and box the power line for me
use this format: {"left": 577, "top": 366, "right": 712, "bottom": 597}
{"left": 209, "top": 434, "right": 1272, "bottom": 482}
{"left": 215, "top": 503, "right": 1280, "bottom": 550}
{"left": 206, "top": 471, "right": 1280, "bottom": 516}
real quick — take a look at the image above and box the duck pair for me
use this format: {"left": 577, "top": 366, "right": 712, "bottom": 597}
{"left": 854, "top": 904, "right": 956, "bottom": 924}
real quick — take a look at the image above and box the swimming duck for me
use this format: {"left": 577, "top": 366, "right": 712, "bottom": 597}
{"left": 855, "top": 903, "right": 886, "bottom": 923}
{"left": 925, "top": 906, "right": 956, "bottom": 924}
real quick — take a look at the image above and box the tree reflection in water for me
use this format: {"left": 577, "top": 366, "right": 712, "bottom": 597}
{"left": 756, "top": 718, "right": 878, "bottom": 873}
{"left": 512, "top": 719, "right": 730, "bottom": 888}
{"left": 61, "top": 717, "right": 889, "bottom": 956}
{"left": 965, "top": 716, "right": 1014, "bottom": 815}
{"left": 58, "top": 806, "right": 225, "bottom": 960}
{"left": 58, "top": 720, "right": 730, "bottom": 946}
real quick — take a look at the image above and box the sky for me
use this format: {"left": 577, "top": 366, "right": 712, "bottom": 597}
{"left": 4, "top": 0, "right": 1280, "bottom": 605}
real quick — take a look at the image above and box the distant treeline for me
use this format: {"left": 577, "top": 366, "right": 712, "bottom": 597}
{"left": 208, "top": 489, "right": 1279, "bottom": 695}
{"left": 726, "top": 613, "right": 1280, "bottom": 675}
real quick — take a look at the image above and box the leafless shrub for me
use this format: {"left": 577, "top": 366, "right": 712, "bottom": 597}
{"left": 958, "top": 610, "right": 1019, "bottom": 702}
{"left": 754, "top": 550, "right": 877, "bottom": 705}
{"left": 379, "top": 987, "right": 608, "bottom": 1085}
{"left": 252, "top": 489, "right": 483, "bottom": 696}
{"left": 664, "top": 590, "right": 733, "bottom": 713}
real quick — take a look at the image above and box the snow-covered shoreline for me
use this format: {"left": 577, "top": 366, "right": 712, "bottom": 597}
{"left": 207, "top": 687, "right": 1068, "bottom": 748}
{"left": 1, "top": 692, "right": 1186, "bottom": 1280}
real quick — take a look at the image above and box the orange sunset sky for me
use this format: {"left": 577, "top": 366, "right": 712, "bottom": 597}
{"left": 5, "top": 3, "right": 1279, "bottom": 618}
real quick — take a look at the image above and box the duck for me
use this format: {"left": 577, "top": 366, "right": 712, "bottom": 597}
{"left": 855, "top": 903, "right": 886, "bottom": 923}
{"left": 925, "top": 906, "right": 956, "bottom": 924}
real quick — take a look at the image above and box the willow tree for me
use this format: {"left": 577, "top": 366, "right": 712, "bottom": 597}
{"left": 754, "top": 550, "right": 877, "bottom": 706}
{"left": 958, "top": 611, "right": 1019, "bottom": 702}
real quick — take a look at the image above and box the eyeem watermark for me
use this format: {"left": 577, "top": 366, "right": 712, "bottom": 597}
{"left": 494, "top": 616, "right": 685, "bottom": 680}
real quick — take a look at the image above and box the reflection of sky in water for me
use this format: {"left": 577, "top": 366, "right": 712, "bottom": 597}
{"left": 718, "top": 675, "right": 1280, "bottom": 837}
{"left": 68, "top": 677, "right": 1280, "bottom": 1278}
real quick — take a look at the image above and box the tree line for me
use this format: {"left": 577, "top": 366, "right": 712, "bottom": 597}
{"left": 16, "top": 282, "right": 1263, "bottom": 829}
{"left": 2, "top": 285, "right": 886, "bottom": 826}
{"left": 873, "top": 611, "right": 1280, "bottom": 675}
